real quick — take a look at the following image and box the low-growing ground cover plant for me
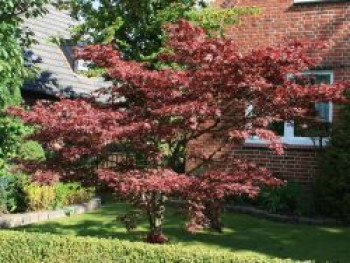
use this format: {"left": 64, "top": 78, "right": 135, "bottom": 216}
{"left": 8, "top": 20, "right": 347, "bottom": 242}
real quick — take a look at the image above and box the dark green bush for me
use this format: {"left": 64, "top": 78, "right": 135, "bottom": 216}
{"left": 0, "top": 117, "right": 31, "bottom": 161}
{"left": 0, "top": 231, "right": 291, "bottom": 263}
{"left": 315, "top": 95, "right": 350, "bottom": 222}
{"left": 230, "top": 183, "right": 314, "bottom": 217}
{"left": 257, "top": 183, "right": 301, "bottom": 215}
{"left": 0, "top": 174, "right": 27, "bottom": 214}
{"left": 0, "top": 175, "right": 20, "bottom": 213}
{"left": 0, "top": 117, "right": 37, "bottom": 188}
{"left": 256, "top": 183, "right": 315, "bottom": 217}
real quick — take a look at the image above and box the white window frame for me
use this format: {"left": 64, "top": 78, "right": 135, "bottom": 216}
{"left": 246, "top": 70, "right": 334, "bottom": 147}
{"left": 74, "top": 59, "right": 91, "bottom": 72}
{"left": 74, "top": 41, "right": 92, "bottom": 72}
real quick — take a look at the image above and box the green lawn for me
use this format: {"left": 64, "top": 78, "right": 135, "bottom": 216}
{"left": 16, "top": 203, "right": 350, "bottom": 262}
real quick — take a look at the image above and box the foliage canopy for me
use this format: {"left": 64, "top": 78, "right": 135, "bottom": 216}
{"left": 54, "top": 0, "right": 258, "bottom": 60}
{"left": 0, "top": 0, "right": 49, "bottom": 109}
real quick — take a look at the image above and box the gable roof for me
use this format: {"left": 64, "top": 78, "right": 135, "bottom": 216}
{"left": 22, "top": 5, "right": 110, "bottom": 99}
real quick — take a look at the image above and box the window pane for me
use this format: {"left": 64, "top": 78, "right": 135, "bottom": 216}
{"left": 294, "top": 72, "right": 332, "bottom": 138}
{"left": 313, "top": 74, "right": 331, "bottom": 85}
{"left": 294, "top": 120, "right": 331, "bottom": 138}
{"left": 268, "top": 121, "right": 285, "bottom": 136}
{"left": 315, "top": 102, "right": 330, "bottom": 122}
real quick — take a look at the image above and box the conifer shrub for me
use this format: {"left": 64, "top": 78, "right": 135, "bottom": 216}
{"left": 315, "top": 93, "right": 350, "bottom": 222}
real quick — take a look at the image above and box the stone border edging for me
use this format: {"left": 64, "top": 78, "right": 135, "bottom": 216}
{"left": 225, "top": 205, "right": 345, "bottom": 226}
{"left": 170, "top": 200, "right": 345, "bottom": 226}
{"left": 0, "top": 197, "right": 101, "bottom": 228}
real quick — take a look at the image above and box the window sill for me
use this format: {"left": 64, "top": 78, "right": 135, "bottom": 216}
{"left": 245, "top": 137, "right": 329, "bottom": 149}
{"left": 244, "top": 143, "right": 322, "bottom": 150}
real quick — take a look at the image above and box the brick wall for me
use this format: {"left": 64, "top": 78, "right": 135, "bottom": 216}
{"left": 219, "top": 146, "right": 319, "bottom": 184}
{"left": 187, "top": 136, "right": 319, "bottom": 184}
{"left": 216, "top": 0, "right": 350, "bottom": 81}
{"left": 187, "top": 0, "right": 350, "bottom": 183}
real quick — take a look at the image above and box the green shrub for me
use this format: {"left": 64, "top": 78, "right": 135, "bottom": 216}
{"left": 117, "top": 209, "right": 142, "bottom": 232}
{"left": 0, "top": 175, "right": 21, "bottom": 213}
{"left": 229, "top": 183, "right": 314, "bottom": 216}
{"left": 0, "top": 117, "right": 31, "bottom": 161}
{"left": 24, "top": 184, "right": 57, "bottom": 211}
{"left": 257, "top": 183, "right": 301, "bottom": 215}
{"left": 17, "top": 140, "right": 45, "bottom": 161}
{"left": 65, "top": 184, "right": 95, "bottom": 205}
{"left": 0, "top": 231, "right": 292, "bottom": 263}
{"left": 315, "top": 94, "right": 350, "bottom": 221}
{"left": 54, "top": 183, "right": 72, "bottom": 207}
{"left": 54, "top": 182, "right": 95, "bottom": 208}
{"left": 0, "top": 173, "right": 28, "bottom": 214}
{"left": 23, "top": 182, "right": 95, "bottom": 211}
{"left": 0, "top": 117, "right": 37, "bottom": 185}
{"left": 78, "top": 67, "right": 106, "bottom": 78}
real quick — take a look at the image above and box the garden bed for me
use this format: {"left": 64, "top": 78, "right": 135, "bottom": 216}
{"left": 0, "top": 198, "right": 101, "bottom": 228}
{"left": 225, "top": 204, "right": 344, "bottom": 226}
{"left": 170, "top": 200, "right": 344, "bottom": 226}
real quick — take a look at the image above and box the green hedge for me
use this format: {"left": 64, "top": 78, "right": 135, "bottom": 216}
{"left": 0, "top": 231, "right": 294, "bottom": 263}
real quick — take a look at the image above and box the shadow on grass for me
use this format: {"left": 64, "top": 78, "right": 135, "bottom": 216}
{"left": 16, "top": 203, "right": 350, "bottom": 262}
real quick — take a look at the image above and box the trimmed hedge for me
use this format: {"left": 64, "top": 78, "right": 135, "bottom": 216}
{"left": 0, "top": 231, "right": 294, "bottom": 263}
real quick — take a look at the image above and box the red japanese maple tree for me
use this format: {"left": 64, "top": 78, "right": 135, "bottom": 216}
{"left": 8, "top": 20, "right": 347, "bottom": 241}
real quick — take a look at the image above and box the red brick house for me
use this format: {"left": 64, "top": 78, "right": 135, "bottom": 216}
{"left": 189, "top": 0, "right": 350, "bottom": 184}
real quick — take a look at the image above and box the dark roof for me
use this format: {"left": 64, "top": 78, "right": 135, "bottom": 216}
{"left": 22, "top": 5, "right": 110, "bottom": 98}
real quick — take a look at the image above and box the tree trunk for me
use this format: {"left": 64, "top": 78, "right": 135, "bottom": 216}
{"left": 169, "top": 141, "right": 186, "bottom": 173}
{"left": 146, "top": 193, "right": 168, "bottom": 243}
{"left": 205, "top": 202, "right": 223, "bottom": 233}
